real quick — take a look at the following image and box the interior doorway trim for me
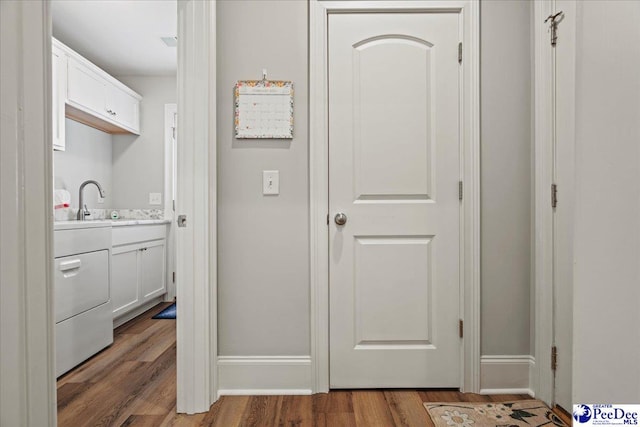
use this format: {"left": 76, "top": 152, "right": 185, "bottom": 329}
{"left": 532, "top": 0, "right": 556, "bottom": 406}
{"left": 309, "top": 0, "right": 481, "bottom": 393}
{"left": 164, "top": 103, "right": 177, "bottom": 301}
{"left": 176, "top": 0, "right": 217, "bottom": 413}
{"left": 0, "top": 1, "right": 57, "bottom": 424}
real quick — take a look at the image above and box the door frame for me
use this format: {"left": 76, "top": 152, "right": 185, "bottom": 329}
{"left": 532, "top": 0, "right": 556, "bottom": 406}
{"left": 532, "top": 0, "right": 577, "bottom": 406}
{"left": 309, "top": 0, "right": 481, "bottom": 393}
{"left": 0, "top": 1, "right": 57, "bottom": 424}
{"left": 176, "top": 0, "right": 218, "bottom": 413}
{"left": 164, "top": 103, "right": 177, "bottom": 301}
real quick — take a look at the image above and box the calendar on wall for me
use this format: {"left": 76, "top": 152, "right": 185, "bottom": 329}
{"left": 234, "top": 80, "right": 294, "bottom": 139}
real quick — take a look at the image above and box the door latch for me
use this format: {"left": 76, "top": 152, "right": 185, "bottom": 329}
{"left": 177, "top": 215, "right": 187, "bottom": 228}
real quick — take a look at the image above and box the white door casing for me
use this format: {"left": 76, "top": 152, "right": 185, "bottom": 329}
{"left": 176, "top": 0, "right": 217, "bottom": 413}
{"left": 0, "top": 0, "right": 57, "bottom": 425}
{"left": 164, "top": 103, "right": 177, "bottom": 301}
{"left": 328, "top": 12, "right": 462, "bottom": 388}
{"left": 533, "top": 0, "right": 578, "bottom": 406}
{"left": 533, "top": 0, "right": 555, "bottom": 404}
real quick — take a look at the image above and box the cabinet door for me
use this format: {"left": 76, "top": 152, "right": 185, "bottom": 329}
{"left": 111, "top": 248, "right": 139, "bottom": 316}
{"left": 67, "top": 57, "right": 108, "bottom": 119}
{"left": 52, "top": 45, "right": 67, "bottom": 151}
{"left": 106, "top": 86, "right": 140, "bottom": 134}
{"left": 140, "top": 241, "right": 166, "bottom": 300}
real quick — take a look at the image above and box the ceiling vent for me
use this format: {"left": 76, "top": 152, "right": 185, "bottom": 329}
{"left": 161, "top": 36, "right": 177, "bottom": 47}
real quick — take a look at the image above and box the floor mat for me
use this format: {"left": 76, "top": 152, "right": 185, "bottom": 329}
{"left": 152, "top": 303, "right": 176, "bottom": 319}
{"left": 424, "top": 400, "right": 567, "bottom": 427}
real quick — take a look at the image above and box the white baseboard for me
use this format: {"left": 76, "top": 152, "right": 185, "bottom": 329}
{"left": 113, "top": 296, "right": 165, "bottom": 329}
{"left": 480, "top": 355, "right": 535, "bottom": 396}
{"left": 217, "top": 356, "right": 312, "bottom": 398}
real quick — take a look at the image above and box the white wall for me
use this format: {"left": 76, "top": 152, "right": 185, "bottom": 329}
{"left": 480, "top": 0, "right": 533, "bottom": 356}
{"left": 572, "top": 0, "right": 640, "bottom": 403}
{"left": 217, "top": 1, "right": 310, "bottom": 356}
{"left": 53, "top": 119, "right": 113, "bottom": 209}
{"left": 112, "top": 76, "right": 176, "bottom": 209}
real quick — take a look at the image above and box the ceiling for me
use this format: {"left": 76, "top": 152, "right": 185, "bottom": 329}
{"left": 52, "top": 0, "right": 177, "bottom": 76}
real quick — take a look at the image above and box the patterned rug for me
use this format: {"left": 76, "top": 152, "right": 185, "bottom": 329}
{"left": 424, "top": 400, "right": 567, "bottom": 427}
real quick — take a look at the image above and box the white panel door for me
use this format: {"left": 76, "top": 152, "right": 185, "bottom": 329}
{"left": 329, "top": 12, "right": 461, "bottom": 388}
{"left": 553, "top": 0, "right": 576, "bottom": 412}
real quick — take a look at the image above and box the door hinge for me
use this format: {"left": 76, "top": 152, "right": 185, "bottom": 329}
{"left": 327, "top": 213, "right": 329, "bottom": 225}
{"left": 551, "top": 183, "right": 558, "bottom": 208}
{"left": 172, "top": 199, "right": 175, "bottom": 212}
{"left": 172, "top": 272, "right": 176, "bottom": 283}
{"left": 551, "top": 345, "right": 558, "bottom": 371}
{"left": 459, "top": 181, "right": 463, "bottom": 201}
{"left": 172, "top": 126, "right": 176, "bottom": 140}
{"left": 459, "top": 319, "right": 464, "bottom": 338}
{"left": 458, "top": 42, "right": 463, "bottom": 64}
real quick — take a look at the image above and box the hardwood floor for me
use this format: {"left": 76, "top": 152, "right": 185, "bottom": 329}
{"left": 57, "top": 303, "right": 531, "bottom": 426}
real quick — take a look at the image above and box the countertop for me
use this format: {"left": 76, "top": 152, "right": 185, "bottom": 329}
{"left": 54, "top": 218, "right": 171, "bottom": 231}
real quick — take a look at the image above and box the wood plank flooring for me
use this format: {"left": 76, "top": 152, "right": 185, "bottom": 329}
{"left": 57, "top": 303, "right": 531, "bottom": 426}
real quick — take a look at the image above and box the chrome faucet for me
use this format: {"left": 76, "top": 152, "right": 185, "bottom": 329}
{"left": 77, "top": 180, "right": 105, "bottom": 220}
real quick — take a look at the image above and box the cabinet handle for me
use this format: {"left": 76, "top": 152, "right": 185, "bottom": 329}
{"left": 59, "top": 259, "right": 81, "bottom": 271}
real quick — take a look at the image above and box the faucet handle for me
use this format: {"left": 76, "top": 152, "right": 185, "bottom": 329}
{"left": 83, "top": 204, "right": 91, "bottom": 216}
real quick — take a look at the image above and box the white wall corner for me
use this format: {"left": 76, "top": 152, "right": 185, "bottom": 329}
{"left": 480, "top": 355, "right": 535, "bottom": 396}
{"left": 217, "top": 356, "right": 313, "bottom": 398}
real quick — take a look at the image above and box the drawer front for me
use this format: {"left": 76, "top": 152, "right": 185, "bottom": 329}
{"left": 112, "top": 224, "right": 166, "bottom": 247}
{"left": 56, "top": 301, "right": 113, "bottom": 377}
{"left": 54, "top": 226, "right": 111, "bottom": 258}
{"left": 55, "top": 249, "right": 110, "bottom": 323}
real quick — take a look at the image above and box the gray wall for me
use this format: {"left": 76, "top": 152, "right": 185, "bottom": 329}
{"left": 53, "top": 119, "right": 113, "bottom": 209}
{"left": 217, "top": 1, "right": 310, "bottom": 356}
{"left": 217, "top": 1, "right": 533, "bottom": 358}
{"left": 572, "top": 0, "right": 640, "bottom": 402}
{"left": 112, "top": 76, "right": 176, "bottom": 209}
{"left": 480, "top": 0, "right": 532, "bottom": 356}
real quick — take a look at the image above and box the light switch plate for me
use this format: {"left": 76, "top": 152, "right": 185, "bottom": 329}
{"left": 263, "top": 170, "right": 279, "bottom": 195}
{"left": 149, "top": 192, "right": 162, "bottom": 205}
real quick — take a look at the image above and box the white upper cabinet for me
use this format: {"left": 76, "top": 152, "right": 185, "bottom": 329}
{"left": 52, "top": 37, "right": 141, "bottom": 143}
{"left": 106, "top": 85, "right": 140, "bottom": 132}
{"left": 52, "top": 43, "right": 68, "bottom": 151}
{"left": 67, "top": 57, "right": 109, "bottom": 118}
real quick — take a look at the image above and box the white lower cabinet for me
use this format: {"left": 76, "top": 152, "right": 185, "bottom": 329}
{"left": 111, "top": 249, "right": 139, "bottom": 316}
{"left": 140, "top": 242, "right": 166, "bottom": 299}
{"left": 111, "top": 225, "right": 166, "bottom": 320}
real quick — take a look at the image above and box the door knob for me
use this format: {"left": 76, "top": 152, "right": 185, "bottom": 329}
{"left": 334, "top": 212, "right": 347, "bottom": 226}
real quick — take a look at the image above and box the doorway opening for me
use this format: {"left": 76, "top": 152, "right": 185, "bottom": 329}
{"left": 50, "top": 0, "right": 179, "bottom": 420}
